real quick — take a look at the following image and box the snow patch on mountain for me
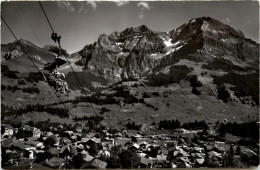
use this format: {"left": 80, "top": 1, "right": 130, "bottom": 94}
{"left": 162, "top": 37, "right": 173, "bottom": 47}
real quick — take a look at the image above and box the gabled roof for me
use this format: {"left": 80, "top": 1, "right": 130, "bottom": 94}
{"left": 45, "top": 157, "right": 64, "bottom": 168}
{"left": 12, "top": 140, "right": 34, "bottom": 150}
{"left": 2, "top": 138, "right": 14, "bottom": 148}
{"left": 27, "top": 137, "right": 38, "bottom": 141}
{"left": 83, "top": 154, "right": 94, "bottom": 162}
{"left": 207, "top": 151, "right": 222, "bottom": 159}
{"left": 158, "top": 150, "right": 168, "bottom": 155}
{"left": 80, "top": 158, "right": 107, "bottom": 169}
{"left": 131, "top": 143, "right": 140, "bottom": 149}
{"left": 2, "top": 124, "right": 13, "bottom": 129}
{"left": 91, "top": 158, "right": 107, "bottom": 169}
{"left": 60, "top": 145, "right": 70, "bottom": 154}
{"left": 181, "top": 161, "right": 191, "bottom": 168}
{"left": 180, "top": 157, "right": 191, "bottom": 164}
{"left": 157, "top": 155, "right": 167, "bottom": 161}
{"left": 242, "top": 149, "right": 258, "bottom": 158}
{"left": 196, "top": 158, "right": 205, "bottom": 165}
{"left": 179, "top": 150, "right": 190, "bottom": 157}
{"left": 26, "top": 140, "right": 43, "bottom": 147}
{"left": 81, "top": 150, "right": 88, "bottom": 155}
{"left": 32, "top": 163, "right": 52, "bottom": 169}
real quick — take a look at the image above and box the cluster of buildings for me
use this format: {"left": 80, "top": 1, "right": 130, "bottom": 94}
{"left": 1, "top": 123, "right": 259, "bottom": 169}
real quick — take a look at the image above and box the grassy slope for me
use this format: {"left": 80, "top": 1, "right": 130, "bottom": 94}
{"left": 2, "top": 74, "right": 258, "bottom": 129}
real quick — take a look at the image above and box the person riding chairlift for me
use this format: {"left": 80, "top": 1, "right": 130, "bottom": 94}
{"left": 51, "top": 70, "right": 69, "bottom": 93}
{"left": 51, "top": 33, "right": 61, "bottom": 44}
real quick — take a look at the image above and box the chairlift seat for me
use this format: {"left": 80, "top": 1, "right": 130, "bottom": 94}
{"left": 43, "top": 58, "right": 66, "bottom": 72}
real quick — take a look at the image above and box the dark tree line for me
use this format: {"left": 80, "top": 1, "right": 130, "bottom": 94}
{"left": 158, "top": 119, "right": 209, "bottom": 130}
{"left": 25, "top": 72, "right": 45, "bottom": 83}
{"left": 22, "top": 87, "right": 40, "bottom": 94}
{"left": 125, "top": 122, "right": 142, "bottom": 130}
{"left": 2, "top": 84, "right": 40, "bottom": 94}
{"left": 189, "top": 75, "right": 202, "bottom": 95}
{"left": 73, "top": 115, "right": 104, "bottom": 123}
{"left": 158, "top": 119, "right": 181, "bottom": 130}
{"left": 148, "top": 65, "right": 192, "bottom": 86}
{"left": 217, "top": 86, "right": 230, "bottom": 103}
{"left": 1, "top": 103, "right": 69, "bottom": 118}
{"left": 182, "top": 120, "right": 209, "bottom": 130}
{"left": 1, "top": 65, "right": 19, "bottom": 79}
{"left": 213, "top": 72, "right": 259, "bottom": 105}
{"left": 218, "top": 121, "right": 259, "bottom": 140}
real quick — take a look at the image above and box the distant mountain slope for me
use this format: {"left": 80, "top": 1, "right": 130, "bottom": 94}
{"left": 1, "top": 39, "right": 56, "bottom": 73}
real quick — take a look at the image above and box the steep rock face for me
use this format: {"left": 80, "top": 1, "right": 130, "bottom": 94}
{"left": 153, "top": 17, "right": 259, "bottom": 73}
{"left": 74, "top": 25, "right": 166, "bottom": 82}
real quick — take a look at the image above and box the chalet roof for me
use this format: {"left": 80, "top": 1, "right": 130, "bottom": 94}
{"left": 158, "top": 150, "right": 168, "bottom": 155}
{"left": 12, "top": 140, "right": 35, "bottom": 150}
{"left": 32, "top": 163, "right": 52, "bottom": 169}
{"left": 214, "top": 144, "right": 226, "bottom": 152}
{"left": 179, "top": 150, "right": 190, "bottom": 157}
{"left": 60, "top": 145, "right": 70, "bottom": 154}
{"left": 207, "top": 151, "right": 222, "bottom": 159}
{"left": 23, "top": 125, "right": 38, "bottom": 131}
{"left": 139, "top": 141, "right": 148, "bottom": 146}
{"left": 77, "top": 144, "right": 85, "bottom": 150}
{"left": 180, "top": 157, "right": 191, "bottom": 164}
{"left": 157, "top": 155, "right": 167, "bottom": 161}
{"left": 86, "top": 132, "right": 96, "bottom": 138}
{"left": 180, "top": 161, "right": 191, "bottom": 168}
{"left": 204, "top": 144, "right": 214, "bottom": 151}
{"left": 138, "top": 152, "right": 147, "bottom": 157}
{"left": 2, "top": 138, "right": 14, "bottom": 148}
{"left": 5, "top": 150, "right": 20, "bottom": 160}
{"left": 193, "top": 147, "right": 204, "bottom": 153}
{"left": 45, "top": 157, "right": 64, "bottom": 168}
{"left": 15, "top": 158, "right": 32, "bottom": 169}
{"left": 60, "top": 144, "right": 77, "bottom": 154}
{"left": 195, "top": 158, "right": 205, "bottom": 165}
{"left": 92, "top": 159, "right": 107, "bottom": 169}
{"left": 132, "top": 143, "right": 140, "bottom": 149}
{"left": 80, "top": 158, "right": 107, "bottom": 169}
{"left": 81, "top": 150, "right": 88, "bottom": 155}
{"left": 83, "top": 154, "right": 94, "bottom": 162}
{"left": 148, "top": 157, "right": 157, "bottom": 161}
{"left": 191, "top": 152, "right": 204, "bottom": 159}
{"left": 70, "top": 145, "right": 77, "bottom": 154}
{"left": 173, "top": 150, "right": 180, "bottom": 157}
{"left": 26, "top": 141, "right": 43, "bottom": 147}
{"left": 2, "top": 124, "right": 13, "bottom": 129}
{"left": 27, "top": 137, "right": 38, "bottom": 141}
{"left": 242, "top": 149, "right": 258, "bottom": 158}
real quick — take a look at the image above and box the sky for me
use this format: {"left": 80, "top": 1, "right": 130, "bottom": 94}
{"left": 1, "top": 1, "right": 259, "bottom": 54}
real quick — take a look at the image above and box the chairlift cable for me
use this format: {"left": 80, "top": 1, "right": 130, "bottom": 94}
{"left": 1, "top": 16, "right": 73, "bottom": 118}
{"left": 18, "top": 4, "right": 43, "bottom": 47}
{"left": 38, "top": 2, "right": 98, "bottom": 115}
{"left": 38, "top": 1, "right": 55, "bottom": 33}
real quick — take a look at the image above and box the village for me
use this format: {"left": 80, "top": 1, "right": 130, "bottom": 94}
{"left": 1, "top": 120, "right": 259, "bottom": 169}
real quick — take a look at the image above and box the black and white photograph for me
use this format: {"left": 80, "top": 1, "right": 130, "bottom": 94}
{"left": 1, "top": 0, "right": 259, "bottom": 169}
